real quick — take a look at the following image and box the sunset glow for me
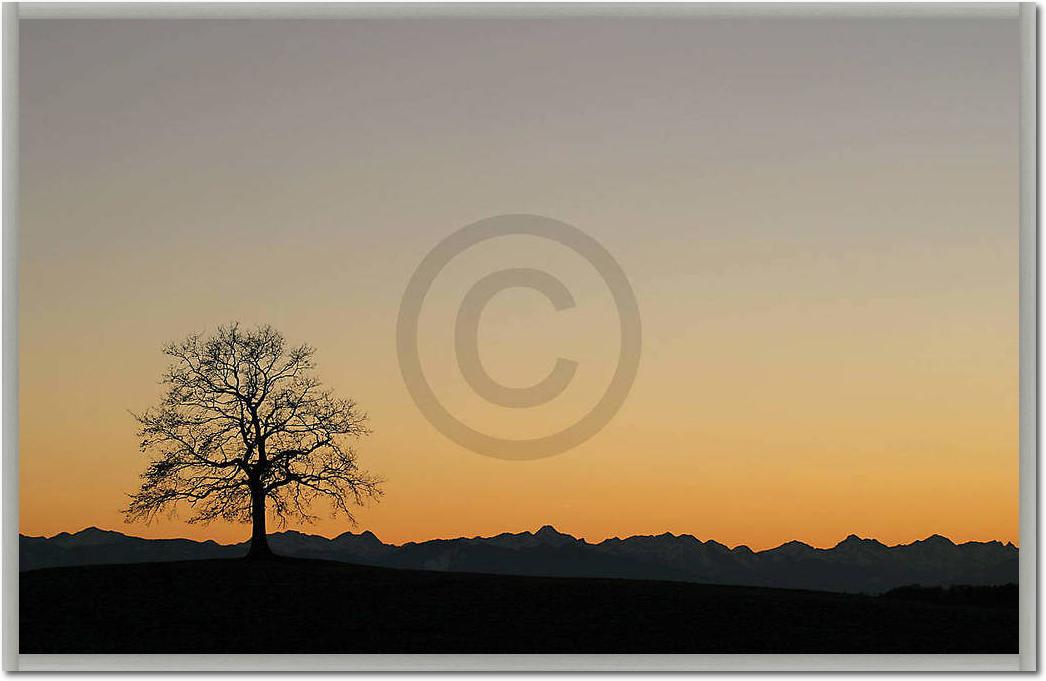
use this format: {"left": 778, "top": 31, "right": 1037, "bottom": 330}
{"left": 19, "top": 15, "right": 1018, "bottom": 551}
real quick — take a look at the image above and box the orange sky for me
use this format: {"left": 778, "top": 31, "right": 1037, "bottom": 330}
{"left": 18, "top": 16, "right": 1019, "bottom": 551}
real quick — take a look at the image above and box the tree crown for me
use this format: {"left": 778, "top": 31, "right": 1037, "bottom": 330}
{"left": 125, "top": 323, "right": 381, "bottom": 526}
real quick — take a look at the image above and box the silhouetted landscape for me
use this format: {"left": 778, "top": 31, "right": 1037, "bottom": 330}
{"left": 16, "top": 327, "right": 1022, "bottom": 656}
{"left": 21, "top": 556, "right": 1016, "bottom": 654}
{"left": 17, "top": 9, "right": 1028, "bottom": 668}
{"left": 21, "top": 524, "right": 1019, "bottom": 653}
{"left": 22, "top": 525, "right": 1017, "bottom": 594}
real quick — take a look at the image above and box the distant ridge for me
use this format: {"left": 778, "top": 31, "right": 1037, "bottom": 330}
{"left": 20, "top": 526, "right": 1017, "bottom": 594}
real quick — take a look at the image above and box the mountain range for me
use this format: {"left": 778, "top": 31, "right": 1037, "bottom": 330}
{"left": 20, "top": 525, "right": 1018, "bottom": 594}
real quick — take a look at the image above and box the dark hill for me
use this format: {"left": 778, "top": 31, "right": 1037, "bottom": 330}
{"left": 20, "top": 558, "right": 1016, "bottom": 653}
{"left": 20, "top": 526, "right": 1018, "bottom": 595}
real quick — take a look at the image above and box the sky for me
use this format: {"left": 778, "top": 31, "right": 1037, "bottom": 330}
{"left": 19, "top": 13, "right": 1019, "bottom": 550}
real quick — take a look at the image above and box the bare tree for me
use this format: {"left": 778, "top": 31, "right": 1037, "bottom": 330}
{"left": 124, "top": 323, "right": 382, "bottom": 558}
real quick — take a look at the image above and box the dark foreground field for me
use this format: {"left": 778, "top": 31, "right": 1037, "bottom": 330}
{"left": 21, "top": 558, "right": 1016, "bottom": 653}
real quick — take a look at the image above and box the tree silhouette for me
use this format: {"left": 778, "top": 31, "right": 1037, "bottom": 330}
{"left": 124, "top": 323, "right": 382, "bottom": 558}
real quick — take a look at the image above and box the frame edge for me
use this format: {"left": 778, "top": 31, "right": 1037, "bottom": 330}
{"left": 3, "top": 1, "right": 19, "bottom": 673}
{"left": 1018, "top": 0, "right": 1038, "bottom": 673}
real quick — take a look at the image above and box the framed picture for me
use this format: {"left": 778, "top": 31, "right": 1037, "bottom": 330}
{"left": 6, "top": 2, "right": 1037, "bottom": 671}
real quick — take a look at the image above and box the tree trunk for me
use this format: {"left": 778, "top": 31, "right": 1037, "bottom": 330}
{"left": 247, "top": 485, "right": 273, "bottom": 559}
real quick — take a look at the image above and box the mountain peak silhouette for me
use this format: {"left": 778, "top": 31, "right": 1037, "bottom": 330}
{"left": 766, "top": 539, "right": 815, "bottom": 555}
{"left": 836, "top": 534, "right": 886, "bottom": 549}
{"left": 51, "top": 527, "right": 124, "bottom": 547}
{"left": 532, "top": 525, "right": 578, "bottom": 547}
{"left": 919, "top": 534, "right": 956, "bottom": 546}
{"left": 75, "top": 526, "right": 115, "bottom": 537}
{"left": 21, "top": 527, "right": 1017, "bottom": 595}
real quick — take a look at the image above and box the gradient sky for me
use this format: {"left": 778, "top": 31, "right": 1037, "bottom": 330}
{"left": 20, "top": 13, "right": 1019, "bottom": 550}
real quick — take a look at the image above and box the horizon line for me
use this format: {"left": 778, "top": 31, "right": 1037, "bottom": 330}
{"left": 21, "top": 524, "right": 1020, "bottom": 553}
